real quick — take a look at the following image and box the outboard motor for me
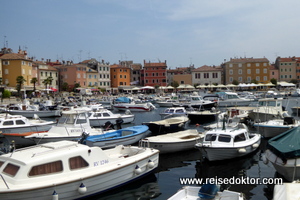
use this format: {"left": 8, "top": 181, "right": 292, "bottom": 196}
{"left": 116, "top": 118, "right": 124, "bottom": 130}
{"left": 78, "top": 131, "right": 89, "bottom": 144}
{"left": 103, "top": 121, "right": 114, "bottom": 130}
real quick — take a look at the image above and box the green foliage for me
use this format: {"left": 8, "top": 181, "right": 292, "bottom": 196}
{"left": 62, "top": 82, "right": 69, "bottom": 91}
{"left": 2, "top": 90, "right": 11, "bottom": 98}
{"left": 171, "top": 81, "right": 179, "bottom": 88}
{"left": 270, "top": 78, "right": 277, "bottom": 85}
{"left": 232, "top": 80, "right": 239, "bottom": 85}
{"left": 251, "top": 79, "right": 258, "bottom": 84}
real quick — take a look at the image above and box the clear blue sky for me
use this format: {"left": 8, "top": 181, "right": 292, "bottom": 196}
{"left": 1, "top": 0, "right": 300, "bottom": 68}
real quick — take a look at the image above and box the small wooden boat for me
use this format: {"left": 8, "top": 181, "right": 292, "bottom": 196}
{"left": 195, "top": 122, "right": 261, "bottom": 161}
{"left": 142, "top": 116, "right": 189, "bottom": 134}
{"left": 83, "top": 125, "right": 149, "bottom": 149}
{"left": 141, "top": 129, "right": 204, "bottom": 154}
{"left": 167, "top": 185, "right": 244, "bottom": 200}
{"left": 0, "top": 140, "right": 159, "bottom": 200}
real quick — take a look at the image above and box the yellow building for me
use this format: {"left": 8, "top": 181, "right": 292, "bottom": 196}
{"left": 0, "top": 49, "right": 33, "bottom": 87}
{"left": 223, "top": 57, "right": 270, "bottom": 84}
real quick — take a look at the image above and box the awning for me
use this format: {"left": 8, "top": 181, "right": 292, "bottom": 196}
{"left": 277, "top": 81, "right": 295, "bottom": 87}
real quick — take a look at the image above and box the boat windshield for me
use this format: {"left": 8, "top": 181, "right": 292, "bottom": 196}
{"left": 218, "top": 134, "right": 231, "bottom": 143}
{"left": 205, "top": 134, "right": 217, "bottom": 141}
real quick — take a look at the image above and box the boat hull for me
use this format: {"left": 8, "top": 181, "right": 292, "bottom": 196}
{"left": 253, "top": 124, "right": 292, "bottom": 138}
{"left": 7, "top": 110, "right": 61, "bottom": 118}
{"left": 187, "top": 111, "right": 219, "bottom": 124}
{"left": 218, "top": 100, "right": 254, "bottom": 107}
{"left": 144, "top": 122, "right": 186, "bottom": 134}
{"left": 0, "top": 145, "right": 159, "bottom": 200}
{"left": 113, "top": 105, "right": 151, "bottom": 112}
{"left": 145, "top": 139, "right": 200, "bottom": 154}
{"left": 265, "top": 149, "right": 300, "bottom": 181}
{"left": 89, "top": 115, "right": 135, "bottom": 127}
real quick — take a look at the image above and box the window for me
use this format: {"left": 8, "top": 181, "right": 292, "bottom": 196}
{"left": 256, "top": 76, "right": 260, "bottom": 81}
{"left": 234, "top": 133, "right": 246, "bottom": 142}
{"left": 69, "top": 156, "right": 89, "bottom": 170}
{"left": 256, "top": 69, "right": 260, "bottom": 74}
{"left": 263, "top": 69, "right": 267, "bottom": 73}
{"left": 4, "top": 69, "right": 8, "bottom": 74}
{"left": 120, "top": 75, "right": 122, "bottom": 78}
{"left": 247, "top": 69, "right": 251, "bottom": 74}
{"left": 89, "top": 75, "right": 92, "bottom": 79}
{"left": 22, "top": 69, "right": 25, "bottom": 74}
{"left": 229, "top": 64, "right": 233, "bottom": 67}
{"left": 3, "top": 121, "right": 14, "bottom": 126}
{"left": 238, "top": 69, "right": 242, "bottom": 74}
{"left": 218, "top": 134, "right": 231, "bottom": 142}
{"left": 238, "top": 77, "right": 242, "bottom": 82}
{"left": 29, "top": 161, "right": 63, "bottom": 176}
{"left": 238, "top": 63, "right": 242, "bottom": 67}
{"left": 247, "top": 63, "right": 251, "bottom": 67}
{"left": 229, "top": 70, "right": 233, "bottom": 75}
{"left": 256, "top": 63, "right": 259, "bottom": 67}
{"left": 77, "top": 74, "right": 81, "bottom": 78}
{"left": 205, "top": 134, "right": 217, "bottom": 141}
{"left": 264, "top": 76, "right": 267, "bottom": 81}
{"left": 3, "top": 61, "right": 9, "bottom": 65}
{"left": 3, "top": 163, "right": 20, "bottom": 177}
{"left": 16, "top": 120, "right": 26, "bottom": 125}
{"left": 263, "top": 63, "right": 267, "bottom": 66}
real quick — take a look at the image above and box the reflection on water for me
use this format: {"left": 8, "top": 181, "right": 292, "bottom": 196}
{"left": 156, "top": 148, "right": 201, "bottom": 172}
{"left": 89, "top": 173, "right": 161, "bottom": 200}
{"left": 195, "top": 150, "right": 260, "bottom": 199}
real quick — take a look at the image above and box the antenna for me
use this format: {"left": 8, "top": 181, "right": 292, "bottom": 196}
{"left": 3, "top": 35, "right": 6, "bottom": 47}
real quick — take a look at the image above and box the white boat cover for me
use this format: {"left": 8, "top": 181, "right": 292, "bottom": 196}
{"left": 273, "top": 182, "right": 300, "bottom": 200}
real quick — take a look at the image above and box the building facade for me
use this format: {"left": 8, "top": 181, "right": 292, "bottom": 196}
{"left": 141, "top": 60, "right": 167, "bottom": 87}
{"left": 192, "top": 65, "right": 223, "bottom": 86}
{"left": 275, "top": 56, "right": 299, "bottom": 82}
{"left": 223, "top": 57, "right": 270, "bottom": 84}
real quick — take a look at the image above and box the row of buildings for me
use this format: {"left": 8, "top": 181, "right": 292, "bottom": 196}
{"left": 0, "top": 46, "right": 299, "bottom": 93}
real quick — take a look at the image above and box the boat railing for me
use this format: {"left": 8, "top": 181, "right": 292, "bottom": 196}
{"left": 139, "top": 139, "right": 150, "bottom": 148}
{"left": 0, "top": 174, "right": 9, "bottom": 189}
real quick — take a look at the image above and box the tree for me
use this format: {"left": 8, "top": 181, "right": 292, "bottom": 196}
{"left": 62, "top": 82, "right": 69, "bottom": 91}
{"left": 16, "top": 76, "right": 26, "bottom": 97}
{"left": 232, "top": 80, "right": 239, "bottom": 85}
{"left": 251, "top": 79, "right": 258, "bottom": 84}
{"left": 290, "top": 79, "right": 298, "bottom": 85}
{"left": 270, "top": 78, "right": 277, "bottom": 85}
{"left": 170, "top": 81, "right": 179, "bottom": 88}
{"left": 30, "top": 77, "right": 38, "bottom": 92}
{"left": 73, "top": 82, "right": 81, "bottom": 92}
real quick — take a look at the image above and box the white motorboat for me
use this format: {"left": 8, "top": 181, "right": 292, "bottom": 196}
{"left": 173, "top": 94, "right": 217, "bottom": 110}
{"left": 6, "top": 103, "right": 61, "bottom": 118}
{"left": 0, "top": 113, "right": 55, "bottom": 146}
{"left": 195, "top": 122, "right": 261, "bottom": 161}
{"left": 25, "top": 109, "right": 107, "bottom": 144}
{"left": 168, "top": 185, "right": 244, "bottom": 200}
{"left": 248, "top": 98, "right": 288, "bottom": 123}
{"left": 141, "top": 129, "right": 204, "bottom": 154}
{"left": 87, "top": 108, "right": 135, "bottom": 127}
{"left": 264, "top": 127, "right": 300, "bottom": 181}
{"left": 0, "top": 140, "right": 159, "bottom": 200}
{"left": 156, "top": 99, "right": 179, "bottom": 107}
{"left": 253, "top": 117, "right": 300, "bottom": 138}
{"left": 159, "top": 107, "right": 187, "bottom": 118}
{"left": 113, "top": 96, "right": 156, "bottom": 112}
{"left": 215, "top": 92, "right": 256, "bottom": 107}
{"left": 142, "top": 115, "right": 189, "bottom": 134}
{"left": 83, "top": 125, "right": 149, "bottom": 149}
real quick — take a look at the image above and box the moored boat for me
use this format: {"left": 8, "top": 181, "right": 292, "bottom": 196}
{"left": 83, "top": 125, "right": 149, "bottom": 149}
{"left": 0, "top": 140, "right": 159, "bottom": 200}
{"left": 87, "top": 108, "right": 135, "bottom": 127}
{"left": 195, "top": 122, "right": 261, "bottom": 161}
{"left": 264, "top": 126, "right": 300, "bottom": 181}
{"left": 141, "top": 129, "right": 204, "bottom": 154}
{"left": 142, "top": 116, "right": 189, "bottom": 134}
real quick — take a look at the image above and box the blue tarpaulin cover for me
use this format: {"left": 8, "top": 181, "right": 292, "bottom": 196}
{"left": 267, "top": 127, "right": 300, "bottom": 160}
{"left": 115, "top": 97, "right": 131, "bottom": 103}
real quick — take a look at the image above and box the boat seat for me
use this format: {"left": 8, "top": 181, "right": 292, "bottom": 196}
{"left": 122, "top": 131, "right": 133, "bottom": 136}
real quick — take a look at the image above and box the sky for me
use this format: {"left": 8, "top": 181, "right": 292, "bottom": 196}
{"left": 1, "top": 0, "right": 300, "bottom": 68}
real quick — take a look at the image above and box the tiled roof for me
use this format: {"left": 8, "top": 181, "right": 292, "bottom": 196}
{"left": 0, "top": 53, "right": 31, "bottom": 61}
{"left": 192, "top": 65, "right": 222, "bottom": 72}
{"left": 279, "top": 57, "right": 300, "bottom": 62}
{"left": 226, "top": 57, "right": 269, "bottom": 63}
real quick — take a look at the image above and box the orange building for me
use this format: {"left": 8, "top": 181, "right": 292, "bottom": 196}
{"left": 110, "top": 64, "right": 131, "bottom": 89}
